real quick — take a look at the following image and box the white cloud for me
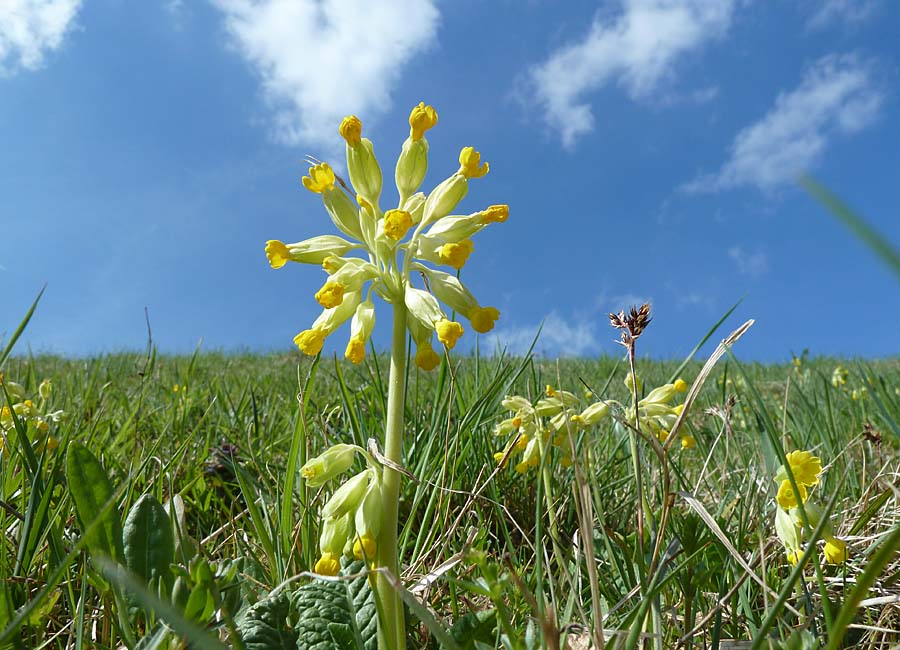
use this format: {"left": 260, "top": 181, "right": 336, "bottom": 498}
{"left": 485, "top": 312, "right": 603, "bottom": 357}
{"left": 685, "top": 54, "right": 883, "bottom": 193}
{"left": 211, "top": 0, "right": 439, "bottom": 154}
{"left": 526, "top": 0, "right": 737, "bottom": 148}
{"left": 0, "top": 0, "right": 81, "bottom": 75}
{"left": 728, "top": 245, "right": 767, "bottom": 277}
{"left": 807, "top": 0, "right": 878, "bottom": 30}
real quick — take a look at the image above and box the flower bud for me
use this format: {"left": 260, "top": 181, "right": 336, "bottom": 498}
{"left": 577, "top": 401, "right": 610, "bottom": 426}
{"left": 396, "top": 136, "right": 429, "bottom": 200}
{"left": 641, "top": 383, "right": 677, "bottom": 406}
{"left": 39, "top": 379, "right": 52, "bottom": 401}
{"left": 404, "top": 286, "right": 444, "bottom": 328}
{"left": 402, "top": 192, "right": 426, "bottom": 224}
{"left": 300, "top": 444, "right": 359, "bottom": 487}
{"left": 322, "top": 187, "right": 364, "bottom": 241}
{"left": 321, "top": 470, "right": 372, "bottom": 519}
{"left": 347, "top": 139, "right": 383, "bottom": 205}
{"left": 319, "top": 512, "right": 352, "bottom": 557}
{"left": 775, "top": 506, "right": 802, "bottom": 562}
{"left": 353, "top": 477, "right": 383, "bottom": 561}
{"left": 422, "top": 174, "right": 468, "bottom": 226}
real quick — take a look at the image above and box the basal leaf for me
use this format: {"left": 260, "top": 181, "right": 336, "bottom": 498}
{"left": 293, "top": 560, "right": 376, "bottom": 650}
{"left": 123, "top": 494, "right": 175, "bottom": 593}
{"left": 65, "top": 442, "right": 124, "bottom": 564}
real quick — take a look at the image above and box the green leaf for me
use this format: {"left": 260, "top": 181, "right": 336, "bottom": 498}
{"left": 292, "top": 560, "right": 376, "bottom": 650}
{"left": 236, "top": 592, "right": 297, "bottom": 650}
{"left": 123, "top": 494, "right": 175, "bottom": 593}
{"left": 450, "top": 609, "right": 496, "bottom": 649}
{"left": 65, "top": 442, "right": 124, "bottom": 564}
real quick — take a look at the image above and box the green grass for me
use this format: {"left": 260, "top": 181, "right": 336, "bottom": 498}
{"left": 1, "top": 341, "right": 899, "bottom": 648}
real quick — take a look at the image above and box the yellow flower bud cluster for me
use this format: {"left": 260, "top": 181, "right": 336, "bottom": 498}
{"left": 0, "top": 376, "right": 64, "bottom": 455}
{"left": 300, "top": 445, "right": 385, "bottom": 575}
{"left": 264, "top": 103, "right": 507, "bottom": 367}
{"left": 772, "top": 449, "right": 848, "bottom": 565}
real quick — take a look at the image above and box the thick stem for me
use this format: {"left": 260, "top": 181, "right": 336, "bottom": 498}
{"left": 376, "top": 301, "right": 408, "bottom": 650}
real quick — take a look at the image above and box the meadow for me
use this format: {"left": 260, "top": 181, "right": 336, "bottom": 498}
{"left": 1, "top": 325, "right": 899, "bottom": 649}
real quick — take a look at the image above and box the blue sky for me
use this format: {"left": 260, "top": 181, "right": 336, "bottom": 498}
{"left": 2, "top": 0, "right": 898, "bottom": 361}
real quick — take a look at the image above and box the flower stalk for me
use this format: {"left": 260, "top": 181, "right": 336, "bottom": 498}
{"left": 376, "top": 301, "right": 409, "bottom": 650}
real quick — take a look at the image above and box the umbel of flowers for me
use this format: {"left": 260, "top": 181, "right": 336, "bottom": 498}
{"left": 493, "top": 374, "right": 692, "bottom": 472}
{"left": 265, "top": 103, "right": 507, "bottom": 650}
{"left": 0, "top": 374, "right": 64, "bottom": 454}
{"left": 265, "top": 102, "right": 505, "bottom": 369}
{"left": 773, "top": 450, "right": 848, "bottom": 565}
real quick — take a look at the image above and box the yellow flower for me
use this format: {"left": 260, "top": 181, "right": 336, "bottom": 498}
{"left": 409, "top": 102, "right": 438, "bottom": 140}
{"left": 435, "top": 319, "right": 464, "bottom": 349}
{"left": 674, "top": 378, "right": 688, "bottom": 393}
{"left": 438, "top": 239, "right": 474, "bottom": 269}
{"left": 315, "top": 281, "right": 345, "bottom": 309}
{"left": 339, "top": 115, "right": 362, "bottom": 146}
{"left": 469, "top": 306, "right": 499, "bottom": 333}
{"left": 302, "top": 162, "right": 336, "bottom": 194}
{"left": 458, "top": 147, "right": 489, "bottom": 179}
{"left": 776, "top": 479, "right": 807, "bottom": 509}
{"left": 294, "top": 329, "right": 326, "bottom": 355}
{"left": 344, "top": 300, "right": 375, "bottom": 365}
{"left": 681, "top": 434, "right": 696, "bottom": 450}
{"left": 415, "top": 343, "right": 441, "bottom": 371}
{"left": 383, "top": 209, "right": 413, "bottom": 241}
{"left": 776, "top": 450, "right": 822, "bottom": 487}
{"left": 353, "top": 534, "right": 377, "bottom": 560}
{"left": 824, "top": 537, "right": 848, "bottom": 564}
{"left": 481, "top": 204, "right": 508, "bottom": 223}
{"left": 315, "top": 552, "right": 341, "bottom": 576}
{"left": 265, "top": 240, "right": 291, "bottom": 268}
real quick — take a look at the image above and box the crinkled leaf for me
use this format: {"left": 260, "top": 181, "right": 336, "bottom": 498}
{"left": 450, "top": 609, "right": 496, "bottom": 649}
{"left": 66, "top": 442, "right": 124, "bottom": 563}
{"left": 236, "top": 592, "right": 297, "bottom": 650}
{"left": 293, "top": 560, "right": 376, "bottom": 650}
{"left": 124, "top": 494, "right": 174, "bottom": 593}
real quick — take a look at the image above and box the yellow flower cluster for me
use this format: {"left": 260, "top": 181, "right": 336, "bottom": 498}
{"left": 265, "top": 103, "right": 507, "bottom": 368}
{"left": 773, "top": 449, "right": 848, "bottom": 565}
{"left": 492, "top": 375, "right": 692, "bottom": 473}
{"left": 0, "top": 375, "right": 64, "bottom": 454}
{"left": 831, "top": 365, "right": 848, "bottom": 388}
{"left": 300, "top": 444, "right": 385, "bottom": 576}
{"left": 622, "top": 374, "right": 693, "bottom": 449}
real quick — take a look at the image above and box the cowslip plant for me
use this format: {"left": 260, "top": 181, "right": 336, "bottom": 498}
{"left": 266, "top": 102, "right": 508, "bottom": 650}
{"left": 773, "top": 449, "right": 849, "bottom": 566}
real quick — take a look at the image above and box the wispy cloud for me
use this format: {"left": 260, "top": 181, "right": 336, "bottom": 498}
{"left": 684, "top": 54, "right": 883, "bottom": 194}
{"left": 807, "top": 0, "right": 879, "bottom": 30}
{"left": 728, "top": 245, "right": 768, "bottom": 277}
{"left": 525, "top": 0, "right": 737, "bottom": 148}
{"left": 211, "top": 0, "right": 440, "bottom": 154}
{"left": 0, "top": 0, "right": 81, "bottom": 75}
{"left": 485, "top": 311, "right": 604, "bottom": 357}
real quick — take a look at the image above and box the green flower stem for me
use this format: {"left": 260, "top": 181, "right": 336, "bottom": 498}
{"left": 376, "top": 300, "right": 408, "bottom": 650}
